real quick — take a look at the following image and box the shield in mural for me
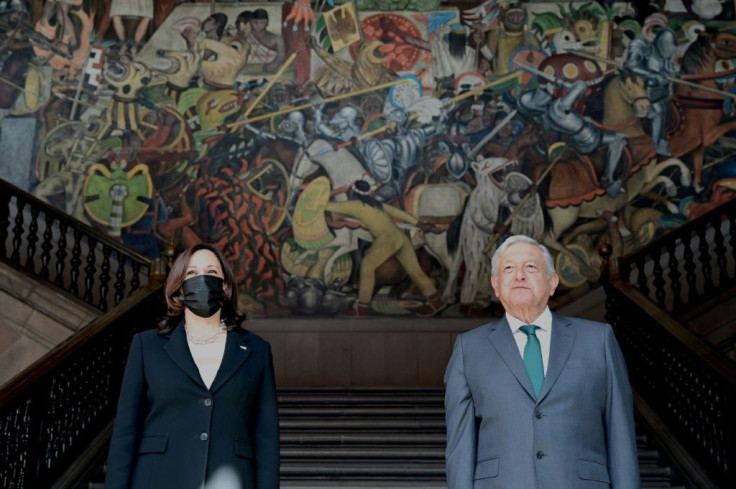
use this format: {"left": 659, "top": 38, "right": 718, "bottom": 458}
{"left": 387, "top": 74, "right": 423, "bottom": 111}
{"left": 359, "top": 14, "right": 423, "bottom": 72}
{"left": 83, "top": 162, "right": 153, "bottom": 236}
{"left": 282, "top": 176, "right": 352, "bottom": 283}
{"left": 291, "top": 176, "right": 334, "bottom": 250}
{"left": 555, "top": 244, "right": 590, "bottom": 288}
{"left": 507, "top": 46, "right": 547, "bottom": 86}
{"left": 453, "top": 71, "right": 489, "bottom": 95}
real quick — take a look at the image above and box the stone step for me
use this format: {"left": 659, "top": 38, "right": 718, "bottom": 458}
{"left": 280, "top": 484, "right": 446, "bottom": 489}
{"left": 278, "top": 394, "right": 445, "bottom": 405}
{"left": 279, "top": 407, "right": 445, "bottom": 417}
{"left": 281, "top": 434, "right": 446, "bottom": 445}
{"left": 85, "top": 386, "right": 686, "bottom": 488}
{"left": 279, "top": 419, "right": 446, "bottom": 431}
{"left": 281, "top": 463, "right": 446, "bottom": 479}
{"left": 281, "top": 447, "right": 445, "bottom": 459}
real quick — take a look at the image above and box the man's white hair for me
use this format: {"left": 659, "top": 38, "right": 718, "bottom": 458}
{"left": 491, "top": 235, "right": 556, "bottom": 278}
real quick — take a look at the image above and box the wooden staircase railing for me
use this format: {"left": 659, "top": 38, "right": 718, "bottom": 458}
{"left": 0, "top": 179, "right": 163, "bottom": 312}
{"left": 0, "top": 179, "right": 166, "bottom": 489}
{"left": 0, "top": 285, "right": 163, "bottom": 489}
{"left": 600, "top": 197, "right": 736, "bottom": 489}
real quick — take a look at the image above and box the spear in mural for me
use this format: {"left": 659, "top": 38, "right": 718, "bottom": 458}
{"left": 467, "top": 109, "right": 518, "bottom": 159}
{"left": 70, "top": 50, "right": 93, "bottom": 121}
{"left": 305, "top": 71, "right": 524, "bottom": 158}
{"left": 240, "top": 51, "right": 299, "bottom": 121}
{"left": 223, "top": 71, "right": 521, "bottom": 137}
{"left": 571, "top": 50, "right": 736, "bottom": 101}
{"left": 0, "top": 75, "right": 24, "bottom": 91}
{"left": 221, "top": 78, "right": 415, "bottom": 132}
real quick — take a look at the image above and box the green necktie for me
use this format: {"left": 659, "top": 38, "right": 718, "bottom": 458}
{"left": 519, "top": 325, "right": 544, "bottom": 397}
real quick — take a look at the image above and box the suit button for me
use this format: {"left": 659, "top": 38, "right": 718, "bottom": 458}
{"left": 535, "top": 410, "right": 543, "bottom": 419}
{"left": 204, "top": 399, "right": 212, "bottom": 407}
{"left": 536, "top": 450, "right": 545, "bottom": 459}
{"left": 200, "top": 432, "right": 208, "bottom": 441}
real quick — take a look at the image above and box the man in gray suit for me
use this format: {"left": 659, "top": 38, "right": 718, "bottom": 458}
{"left": 445, "top": 235, "right": 639, "bottom": 489}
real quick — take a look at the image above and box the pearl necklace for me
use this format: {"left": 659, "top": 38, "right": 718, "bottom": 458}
{"left": 185, "top": 320, "right": 227, "bottom": 345}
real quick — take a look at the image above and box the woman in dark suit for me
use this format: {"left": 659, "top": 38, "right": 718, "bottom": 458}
{"left": 105, "top": 244, "right": 280, "bottom": 489}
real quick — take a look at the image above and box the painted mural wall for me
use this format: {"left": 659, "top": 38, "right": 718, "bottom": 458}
{"left": 1, "top": 0, "right": 735, "bottom": 318}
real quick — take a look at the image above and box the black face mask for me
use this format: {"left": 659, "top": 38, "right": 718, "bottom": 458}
{"left": 181, "top": 275, "right": 226, "bottom": 318}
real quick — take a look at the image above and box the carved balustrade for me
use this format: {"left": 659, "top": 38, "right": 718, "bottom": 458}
{"left": 0, "top": 285, "right": 163, "bottom": 489}
{"left": 601, "top": 197, "right": 736, "bottom": 487}
{"left": 617, "top": 198, "right": 736, "bottom": 315}
{"left": 0, "top": 179, "right": 155, "bottom": 311}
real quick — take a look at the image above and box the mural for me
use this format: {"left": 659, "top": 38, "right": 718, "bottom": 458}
{"left": 1, "top": 0, "right": 736, "bottom": 317}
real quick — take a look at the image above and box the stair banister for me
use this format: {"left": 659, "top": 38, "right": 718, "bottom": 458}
{"left": 599, "top": 196, "right": 736, "bottom": 489}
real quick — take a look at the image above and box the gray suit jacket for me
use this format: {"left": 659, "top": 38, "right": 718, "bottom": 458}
{"left": 444, "top": 314, "right": 639, "bottom": 489}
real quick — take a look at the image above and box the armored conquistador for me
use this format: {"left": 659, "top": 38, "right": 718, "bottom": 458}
{"left": 312, "top": 98, "right": 361, "bottom": 142}
{"left": 361, "top": 109, "right": 444, "bottom": 198}
{"left": 520, "top": 79, "right": 626, "bottom": 196}
{"left": 624, "top": 27, "right": 678, "bottom": 155}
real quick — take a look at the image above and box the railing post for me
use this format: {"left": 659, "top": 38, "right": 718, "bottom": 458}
{"left": 698, "top": 222, "right": 714, "bottom": 293}
{"left": 40, "top": 213, "right": 54, "bottom": 280}
{"left": 114, "top": 250, "right": 126, "bottom": 306}
{"left": 83, "top": 237, "right": 98, "bottom": 304}
{"left": 69, "top": 229, "right": 82, "bottom": 296}
{"left": 99, "top": 243, "right": 111, "bottom": 312}
{"left": 667, "top": 242, "right": 683, "bottom": 313}
{"left": 11, "top": 197, "right": 25, "bottom": 265}
{"left": 25, "top": 206, "right": 39, "bottom": 273}
{"left": 0, "top": 186, "right": 9, "bottom": 259}
{"left": 713, "top": 216, "right": 728, "bottom": 288}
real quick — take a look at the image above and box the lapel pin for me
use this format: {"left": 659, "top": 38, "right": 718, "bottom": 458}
{"left": 240, "top": 345, "right": 248, "bottom": 350}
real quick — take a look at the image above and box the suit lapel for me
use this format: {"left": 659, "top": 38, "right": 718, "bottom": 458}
{"left": 209, "top": 330, "right": 252, "bottom": 394}
{"left": 163, "top": 325, "right": 207, "bottom": 390}
{"left": 538, "top": 314, "right": 576, "bottom": 403}
{"left": 487, "top": 318, "right": 536, "bottom": 400}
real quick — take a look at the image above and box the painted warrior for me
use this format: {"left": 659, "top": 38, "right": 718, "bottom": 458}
{"left": 520, "top": 79, "right": 627, "bottom": 196}
{"left": 624, "top": 27, "right": 678, "bottom": 155}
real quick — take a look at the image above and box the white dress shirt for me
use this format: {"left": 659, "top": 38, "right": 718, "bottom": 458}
{"left": 506, "top": 307, "right": 553, "bottom": 375}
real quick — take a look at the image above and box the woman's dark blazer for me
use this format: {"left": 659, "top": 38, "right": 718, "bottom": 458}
{"left": 104, "top": 325, "right": 280, "bottom": 489}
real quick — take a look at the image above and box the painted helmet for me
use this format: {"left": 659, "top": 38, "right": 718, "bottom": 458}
{"left": 329, "top": 106, "right": 360, "bottom": 130}
{"left": 654, "top": 28, "right": 678, "bottom": 59}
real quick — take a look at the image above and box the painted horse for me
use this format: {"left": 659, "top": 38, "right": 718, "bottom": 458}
{"left": 540, "top": 71, "right": 690, "bottom": 270}
{"left": 668, "top": 32, "right": 736, "bottom": 191}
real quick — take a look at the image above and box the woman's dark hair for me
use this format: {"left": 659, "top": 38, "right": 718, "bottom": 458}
{"left": 252, "top": 9, "right": 269, "bottom": 21}
{"left": 207, "top": 13, "right": 228, "bottom": 39}
{"left": 158, "top": 244, "right": 245, "bottom": 334}
{"left": 236, "top": 10, "right": 253, "bottom": 29}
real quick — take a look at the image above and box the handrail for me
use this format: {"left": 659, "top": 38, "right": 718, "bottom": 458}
{"left": 615, "top": 282, "right": 736, "bottom": 382}
{"left": 0, "top": 282, "right": 164, "bottom": 489}
{"left": 0, "top": 283, "right": 158, "bottom": 403}
{"left": 602, "top": 281, "right": 735, "bottom": 488}
{"left": 0, "top": 179, "right": 168, "bottom": 488}
{"left": 0, "top": 179, "right": 161, "bottom": 312}
{"left": 617, "top": 196, "right": 736, "bottom": 315}
{"left": 599, "top": 195, "right": 736, "bottom": 488}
